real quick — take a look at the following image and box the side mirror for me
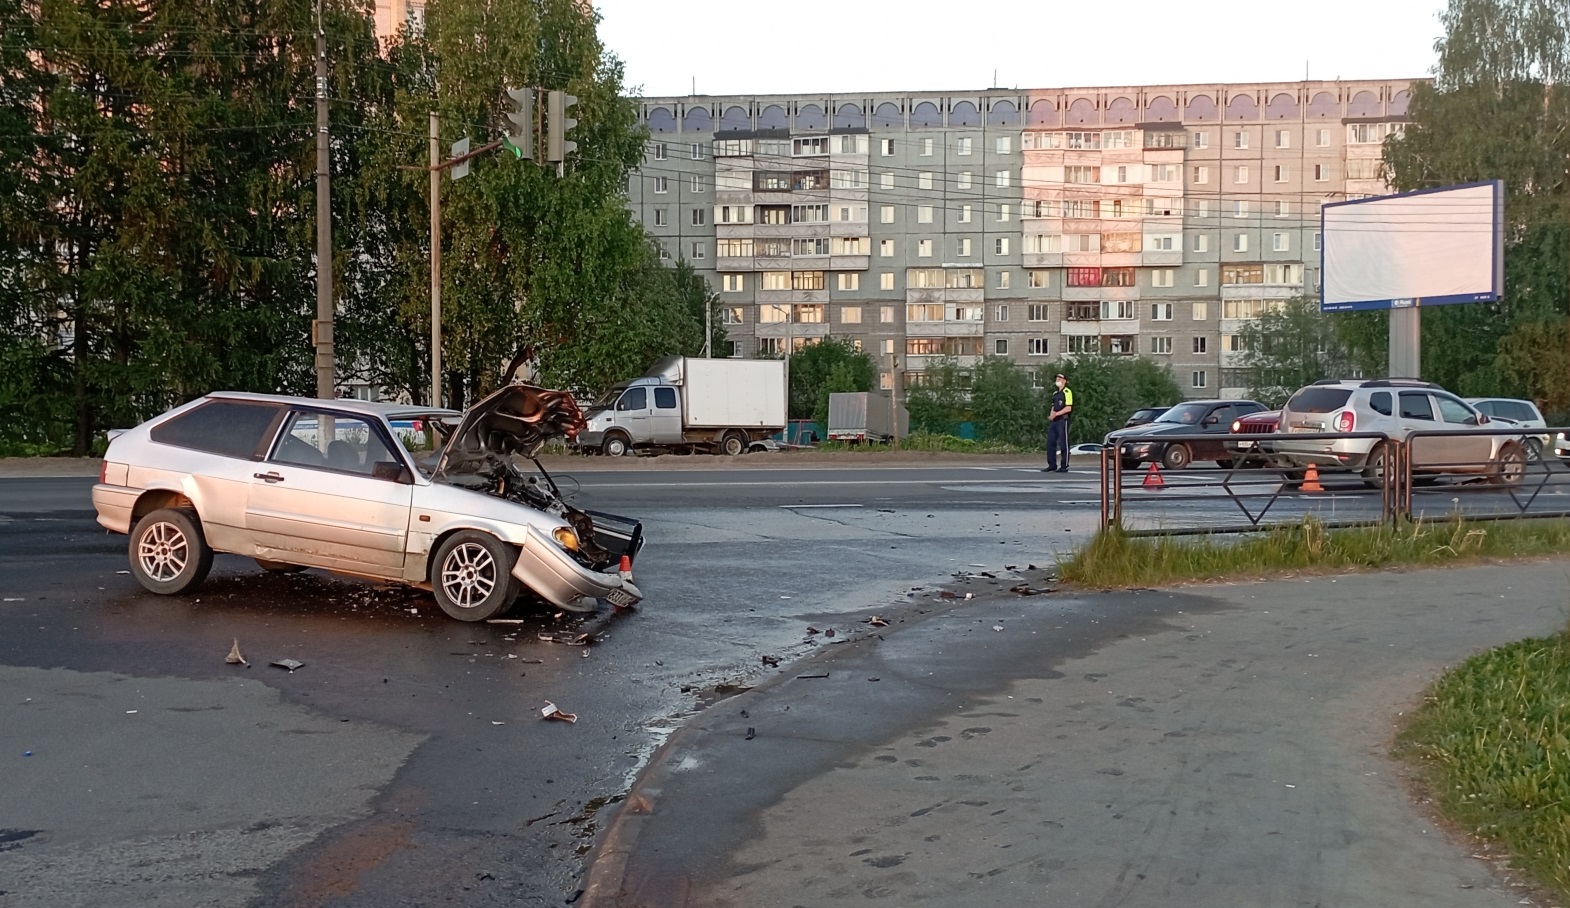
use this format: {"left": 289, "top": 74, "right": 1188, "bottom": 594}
{"left": 1203, "top": 416, "right": 1220, "bottom": 426}
{"left": 1475, "top": 413, "right": 1489, "bottom": 425}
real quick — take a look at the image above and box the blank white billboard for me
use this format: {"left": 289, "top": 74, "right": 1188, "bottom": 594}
{"left": 1321, "top": 180, "right": 1503, "bottom": 312}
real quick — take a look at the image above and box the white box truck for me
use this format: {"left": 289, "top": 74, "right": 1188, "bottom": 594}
{"left": 578, "top": 356, "right": 787, "bottom": 456}
{"left": 828, "top": 391, "right": 906, "bottom": 443}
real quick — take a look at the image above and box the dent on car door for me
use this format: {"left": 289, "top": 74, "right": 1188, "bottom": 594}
{"left": 246, "top": 410, "right": 414, "bottom": 573}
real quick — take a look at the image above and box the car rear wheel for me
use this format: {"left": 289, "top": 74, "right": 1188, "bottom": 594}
{"left": 431, "top": 531, "right": 519, "bottom": 622}
{"left": 255, "top": 558, "right": 306, "bottom": 574}
{"left": 1161, "top": 444, "right": 1191, "bottom": 470}
{"left": 602, "top": 432, "right": 631, "bottom": 457}
{"left": 1524, "top": 437, "right": 1544, "bottom": 463}
{"left": 721, "top": 432, "right": 746, "bottom": 456}
{"left": 1494, "top": 444, "right": 1527, "bottom": 486}
{"left": 129, "top": 508, "right": 214, "bottom": 595}
{"left": 1361, "top": 444, "right": 1389, "bottom": 489}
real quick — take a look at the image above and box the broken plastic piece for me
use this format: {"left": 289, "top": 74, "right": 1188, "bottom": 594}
{"left": 805, "top": 626, "right": 820, "bottom": 635}
{"left": 797, "top": 672, "right": 829, "bottom": 679}
{"left": 271, "top": 658, "right": 304, "bottom": 672}
{"left": 225, "top": 639, "right": 249, "bottom": 667}
{"left": 866, "top": 616, "right": 889, "bottom": 627}
{"left": 541, "top": 701, "right": 577, "bottom": 723}
{"left": 744, "top": 727, "right": 756, "bottom": 740}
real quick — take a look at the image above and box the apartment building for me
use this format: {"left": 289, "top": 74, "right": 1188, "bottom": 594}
{"left": 627, "top": 80, "right": 1412, "bottom": 397}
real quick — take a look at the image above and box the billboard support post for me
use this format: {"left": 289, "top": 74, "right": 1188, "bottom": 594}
{"left": 1389, "top": 306, "right": 1421, "bottom": 378}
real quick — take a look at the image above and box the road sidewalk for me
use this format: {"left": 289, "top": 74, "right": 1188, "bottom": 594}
{"left": 583, "top": 560, "right": 1569, "bottom": 908}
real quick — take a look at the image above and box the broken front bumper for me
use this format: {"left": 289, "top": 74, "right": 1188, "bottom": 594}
{"left": 512, "top": 524, "right": 643, "bottom": 612}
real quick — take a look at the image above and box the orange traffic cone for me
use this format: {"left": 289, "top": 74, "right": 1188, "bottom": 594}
{"left": 1142, "top": 462, "right": 1165, "bottom": 489}
{"left": 1300, "top": 463, "right": 1324, "bottom": 493}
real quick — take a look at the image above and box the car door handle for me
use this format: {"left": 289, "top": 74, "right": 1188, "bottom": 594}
{"left": 253, "top": 472, "right": 285, "bottom": 483}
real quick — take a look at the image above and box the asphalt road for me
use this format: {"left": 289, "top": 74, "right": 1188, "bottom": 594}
{"left": 2, "top": 461, "right": 1566, "bottom": 908}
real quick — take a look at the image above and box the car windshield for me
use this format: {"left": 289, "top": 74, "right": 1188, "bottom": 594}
{"left": 390, "top": 415, "right": 454, "bottom": 477}
{"left": 1155, "top": 403, "right": 1210, "bottom": 425}
{"left": 592, "top": 387, "right": 625, "bottom": 409}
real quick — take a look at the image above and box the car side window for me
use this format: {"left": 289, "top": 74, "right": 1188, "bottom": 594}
{"left": 1435, "top": 395, "right": 1476, "bottom": 425}
{"left": 1208, "top": 405, "right": 1234, "bottom": 426}
{"left": 1473, "top": 401, "right": 1496, "bottom": 417}
{"left": 271, "top": 411, "right": 400, "bottom": 477}
{"left": 1368, "top": 392, "right": 1392, "bottom": 416}
{"left": 1398, "top": 392, "right": 1435, "bottom": 421}
{"left": 618, "top": 388, "right": 647, "bottom": 411}
{"left": 149, "top": 401, "right": 283, "bottom": 459}
{"left": 653, "top": 387, "right": 678, "bottom": 410}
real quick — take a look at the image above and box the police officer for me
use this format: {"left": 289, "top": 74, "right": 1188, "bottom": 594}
{"left": 1044, "top": 372, "right": 1074, "bottom": 472}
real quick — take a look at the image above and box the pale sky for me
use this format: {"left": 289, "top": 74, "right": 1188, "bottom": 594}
{"left": 594, "top": 0, "right": 1448, "bottom": 99}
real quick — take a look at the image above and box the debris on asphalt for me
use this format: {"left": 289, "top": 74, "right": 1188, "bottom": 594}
{"left": 867, "top": 677, "right": 880, "bottom": 682}
{"left": 744, "top": 727, "right": 756, "bottom": 740}
{"left": 225, "top": 639, "right": 249, "bottom": 667}
{"left": 797, "top": 672, "right": 829, "bottom": 679}
{"left": 824, "top": 628, "right": 835, "bottom": 638}
{"left": 761, "top": 655, "right": 780, "bottom": 667}
{"left": 491, "top": 721, "right": 504, "bottom": 726}
{"left": 485, "top": 618, "right": 529, "bottom": 624}
{"left": 993, "top": 625, "right": 1005, "bottom": 632}
{"left": 866, "top": 616, "right": 889, "bottom": 627}
{"left": 805, "top": 626, "right": 820, "bottom": 635}
{"left": 965, "top": 592, "right": 974, "bottom": 600}
{"left": 939, "top": 591, "right": 957, "bottom": 600}
{"left": 270, "top": 658, "right": 304, "bottom": 672}
{"left": 541, "top": 701, "right": 577, "bottom": 723}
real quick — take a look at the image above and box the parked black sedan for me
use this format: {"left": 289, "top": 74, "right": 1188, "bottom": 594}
{"left": 1105, "top": 399, "right": 1268, "bottom": 470}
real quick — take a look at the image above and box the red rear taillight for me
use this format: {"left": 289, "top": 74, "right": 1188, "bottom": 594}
{"left": 99, "top": 460, "right": 108, "bottom": 483}
{"left": 1335, "top": 410, "right": 1356, "bottom": 433}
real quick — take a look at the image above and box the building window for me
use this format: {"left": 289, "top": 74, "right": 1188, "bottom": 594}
{"left": 1272, "top": 232, "right": 1289, "bottom": 252}
{"left": 691, "top": 208, "right": 706, "bottom": 226}
{"left": 1275, "top": 129, "right": 1290, "bottom": 148}
{"left": 1028, "top": 338, "right": 1051, "bottom": 356}
{"left": 957, "top": 204, "right": 972, "bottom": 223}
{"left": 762, "top": 271, "right": 790, "bottom": 290}
{"left": 723, "top": 274, "right": 745, "bottom": 292}
{"left": 690, "top": 175, "right": 706, "bottom": 192}
{"left": 791, "top": 271, "right": 825, "bottom": 291}
{"left": 1316, "top": 128, "right": 1331, "bottom": 147}
{"left": 758, "top": 338, "right": 783, "bottom": 356}
{"left": 841, "top": 305, "right": 862, "bottom": 323}
{"left": 1100, "top": 299, "right": 1135, "bottom": 320}
{"left": 880, "top": 138, "right": 895, "bottom": 156}
{"left": 880, "top": 205, "right": 895, "bottom": 224}
{"left": 653, "top": 208, "right": 668, "bottom": 227}
{"left": 1233, "top": 233, "right": 1249, "bottom": 252}
{"left": 832, "top": 237, "right": 865, "bottom": 255}
{"left": 918, "top": 172, "right": 933, "bottom": 190}
{"left": 1192, "top": 370, "right": 1208, "bottom": 389}
{"left": 1313, "top": 232, "right": 1322, "bottom": 251}
{"left": 957, "top": 172, "right": 972, "bottom": 189}
{"left": 1066, "top": 335, "right": 1100, "bottom": 354}
{"left": 1195, "top": 268, "right": 1209, "bottom": 287}
{"left": 1150, "top": 336, "right": 1173, "bottom": 355}
{"left": 880, "top": 271, "right": 895, "bottom": 290}
{"left": 995, "top": 338, "right": 1009, "bottom": 355}
{"left": 1191, "top": 130, "right": 1209, "bottom": 148}
{"left": 1193, "top": 234, "right": 1209, "bottom": 253}
{"left": 995, "top": 170, "right": 1010, "bottom": 188}
{"left": 652, "top": 142, "right": 667, "bottom": 161}
{"left": 881, "top": 305, "right": 895, "bottom": 323}
{"left": 1149, "top": 235, "right": 1177, "bottom": 251}
{"left": 759, "top": 304, "right": 789, "bottom": 323}
{"left": 1028, "top": 270, "right": 1050, "bottom": 289}
{"left": 1151, "top": 268, "right": 1174, "bottom": 288}
{"left": 1233, "top": 200, "right": 1249, "bottom": 219}
{"left": 998, "top": 203, "right": 1011, "bottom": 222}
{"left": 920, "top": 137, "right": 933, "bottom": 156}
{"left": 1193, "top": 336, "right": 1208, "bottom": 354}
{"left": 996, "top": 270, "right": 1011, "bottom": 289}
{"left": 996, "top": 136, "right": 1012, "bottom": 154}
{"left": 994, "top": 238, "right": 1009, "bottom": 256}
{"left": 720, "top": 306, "right": 743, "bottom": 324}
{"left": 1314, "top": 164, "right": 1329, "bottom": 182}
{"left": 838, "top": 135, "right": 865, "bottom": 154}
{"left": 654, "top": 176, "right": 668, "bottom": 193}
{"left": 690, "top": 142, "right": 703, "bottom": 160}
{"left": 1193, "top": 302, "right": 1208, "bottom": 320}
{"left": 1151, "top": 302, "right": 1173, "bottom": 321}
{"left": 1273, "top": 165, "right": 1288, "bottom": 183}
{"left": 1027, "top": 303, "right": 1051, "bottom": 321}
{"left": 1233, "top": 131, "right": 1248, "bottom": 149}
{"left": 995, "top": 305, "right": 1009, "bottom": 321}
{"left": 1233, "top": 165, "right": 1249, "bottom": 184}
{"left": 1147, "top": 163, "right": 1178, "bottom": 182}
{"left": 880, "top": 239, "right": 894, "bottom": 257}
{"left": 1192, "top": 166, "right": 1208, "bottom": 185}
{"left": 907, "top": 303, "right": 943, "bottom": 322}
{"left": 793, "top": 136, "right": 828, "bottom": 156}
{"left": 838, "top": 272, "right": 859, "bottom": 291}
{"left": 956, "top": 137, "right": 972, "bottom": 156}
{"left": 1274, "top": 200, "right": 1290, "bottom": 218}
{"left": 1067, "top": 267, "right": 1100, "bottom": 288}
{"left": 1065, "top": 165, "right": 1100, "bottom": 184}
{"left": 792, "top": 237, "right": 830, "bottom": 256}
{"left": 717, "top": 238, "right": 753, "bottom": 257}
{"left": 881, "top": 172, "right": 896, "bottom": 189}
{"left": 917, "top": 205, "right": 934, "bottom": 224}
{"left": 691, "top": 242, "right": 705, "bottom": 260}
{"left": 918, "top": 239, "right": 933, "bottom": 257}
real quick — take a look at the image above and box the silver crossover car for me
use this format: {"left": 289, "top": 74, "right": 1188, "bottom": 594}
{"left": 92, "top": 385, "right": 644, "bottom": 621}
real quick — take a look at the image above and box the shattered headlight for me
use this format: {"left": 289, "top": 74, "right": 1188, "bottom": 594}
{"left": 552, "top": 527, "right": 581, "bottom": 551}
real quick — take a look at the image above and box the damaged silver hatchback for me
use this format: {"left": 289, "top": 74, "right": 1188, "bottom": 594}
{"left": 92, "top": 385, "right": 644, "bottom": 621}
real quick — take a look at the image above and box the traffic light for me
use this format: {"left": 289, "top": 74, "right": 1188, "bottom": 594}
{"left": 503, "top": 87, "right": 533, "bottom": 160}
{"left": 547, "top": 90, "right": 577, "bottom": 163}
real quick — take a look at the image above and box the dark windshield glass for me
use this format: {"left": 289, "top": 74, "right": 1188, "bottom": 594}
{"left": 1286, "top": 387, "right": 1353, "bottom": 414}
{"left": 1156, "top": 403, "right": 1210, "bottom": 425}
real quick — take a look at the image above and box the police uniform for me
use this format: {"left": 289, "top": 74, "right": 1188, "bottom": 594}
{"left": 1046, "top": 379, "right": 1074, "bottom": 471}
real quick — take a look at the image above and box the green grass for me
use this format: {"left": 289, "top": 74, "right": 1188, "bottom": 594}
{"left": 1060, "top": 516, "right": 1570, "bottom": 589}
{"left": 1396, "top": 630, "right": 1570, "bottom": 898}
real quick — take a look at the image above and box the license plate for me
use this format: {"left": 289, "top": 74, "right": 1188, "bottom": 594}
{"left": 605, "top": 587, "right": 640, "bottom": 608}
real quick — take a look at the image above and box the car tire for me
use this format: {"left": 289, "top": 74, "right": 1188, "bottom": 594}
{"left": 721, "top": 432, "right": 746, "bottom": 456}
{"left": 1280, "top": 467, "right": 1305, "bottom": 488}
{"left": 128, "top": 508, "right": 214, "bottom": 596}
{"left": 1524, "top": 437, "right": 1544, "bottom": 463}
{"left": 1161, "top": 444, "right": 1191, "bottom": 470}
{"left": 1361, "top": 444, "right": 1389, "bottom": 489}
{"left": 431, "top": 531, "right": 519, "bottom": 622}
{"left": 1493, "top": 444, "right": 1527, "bottom": 486}
{"left": 255, "top": 558, "right": 306, "bottom": 574}
{"left": 1119, "top": 457, "right": 1140, "bottom": 472}
{"left": 1216, "top": 459, "right": 1234, "bottom": 470}
{"left": 602, "top": 432, "right": 631, "bottom": 457}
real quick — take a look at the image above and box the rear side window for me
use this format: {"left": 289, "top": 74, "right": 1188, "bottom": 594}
{"left": 1399, "top": 392, "right": 1435, "bottom": 421}
{"left": 149, "top": 401, "right": 281, "bottom": 459}
{"left": 1286, "top": 387, "right": 1352, "bottom": 414}
{"left": 1498, "top": 401, "right": 1536, "bottom": 422}
{"left": 1369, "top": 392, "right": 1392, "bottom": 416}
{"left": 654, "top": 387, "right": 678, "bottom": 409}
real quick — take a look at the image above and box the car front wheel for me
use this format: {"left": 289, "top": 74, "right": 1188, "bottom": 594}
{"left": 432, "top": 531, "right": 519, "bottom": 621}
{"left": 602, "top": 432, "right": 631, "bottom": 457}
{"left": 1494, "top": 445, "right": 1527, "bottom": 486}
{"left": 1161, "top": 444, "right": 1191, "bottom": 470}
{"left": 129, "top": 507, "right": 214, "bottom": 595}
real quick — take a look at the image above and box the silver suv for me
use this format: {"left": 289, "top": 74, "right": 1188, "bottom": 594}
{"left": 1275, "top": 379, "right": 1528, "bottom": 488}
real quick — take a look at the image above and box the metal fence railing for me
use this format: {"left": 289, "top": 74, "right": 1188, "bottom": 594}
{"left": 1099, "top": 426, "right": 1570, "bottom": 536}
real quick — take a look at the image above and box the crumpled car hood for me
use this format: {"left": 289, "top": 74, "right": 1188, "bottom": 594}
{"left": 434, "top": 384, "right": 587, "bottom": 476}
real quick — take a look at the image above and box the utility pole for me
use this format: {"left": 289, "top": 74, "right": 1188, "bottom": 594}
{"left": 313, "top": 0, "right": 334, "bottom": 399}
{"left": 429, "top": 111, "right": 442, "bottom": 409}
{"left": 889, "top": 353, "right": 901, "bottom": 450}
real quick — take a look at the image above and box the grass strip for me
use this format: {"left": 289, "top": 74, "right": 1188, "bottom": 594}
{"left": 814, "top": 433, "right": 1032, "bottom": 455}
{"left": 1395, "top": 632, "right": 1570, "bottom": 897}
{"left": 1059, "top": 515, "right": 1570, "bottom": 589}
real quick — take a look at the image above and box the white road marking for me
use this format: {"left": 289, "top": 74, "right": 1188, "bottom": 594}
{"left": 779, "top": 504, "right": 865, "bottom": 509}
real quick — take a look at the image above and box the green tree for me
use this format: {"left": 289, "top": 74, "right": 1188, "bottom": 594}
{"left": 1381, "top": 0, "right": 1570, "bottom": 398}
{"left": 968, "top": 357, "right": 1045, "bottom": 448}
{"left": 1046, "top": 355, "right": 1183, "bottom": 444}
{"left": 1232, "top": 296, "right": 1360, "bottom": 406}
{"left": 902, "top": 358, "right": 969, "bottom": 436}
{"left": 785, "top": 338, "right": 874, "bottom": 423}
